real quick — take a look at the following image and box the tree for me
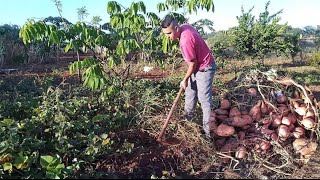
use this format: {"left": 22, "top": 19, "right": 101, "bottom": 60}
{"left": 20, "top": 0, "right": 215, "bottom": 91}
{"left": 0, "top": 24, "right": 26, "bottom": 66}
{"left": 231, "top": 1, "right": 289, "bottom": 65}
{"left": 43, "top": 16, "right": 72, "bottom": 29}
{"left": 284, "top": 31, "right": 301, "bottom": 63}
{"left": 91, "top": 16, "right": 102, "bottom": 28}
{"left": 77, "top": 6, "right": 89, "bottom": 22}
{"left": 191, "top": 18, "right": 215, "bottom": 36}
{"left": 207, "top": 30, "right": 233, "bottom": 69}
{"left": 251, "top": 1, "right": 288, "bottom": 64}
{"left": 302, "top": 25, "right": 320, "bottom": 51}
{"left": 231, "top": 6, "right": 255, "bottom": 59}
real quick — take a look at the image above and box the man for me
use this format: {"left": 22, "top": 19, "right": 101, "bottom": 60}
{"left": 161, "top": 14, "right": 216, "bottom": 139}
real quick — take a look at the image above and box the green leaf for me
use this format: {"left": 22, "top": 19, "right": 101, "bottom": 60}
{"left": 157, "top": 3, "right": 167, "bottom": 12}
{"left": 40, "top": 155, "right": 54, "bottom": 168}
{"left": 3, "top": 162, "right": 12, "bottom": 171}
{"left": 49, "top": 31, "right": 59, "bottom": 45}
{"left": 107, "top": 85, "right": 114, "bottom": 95}
{"left": 107, "top": 1, "right": 121, "bottom": 14}
{"left": 55, "top": 163, "right": 65, "bottom": 169}
{"left": 108, "top": 58, "right": 114, "bottom": 68}
{"left": 0, "top": 141, "right": 9, "bottom": 154}
{"left": 1, "top": 119, "right": 14, "bottom": 126}
{"left": 162, "top": 35, "right": 168, "bottom": 53}
{"left": 72, "top": 41, "right": 79, "bottom": 51}
{"left": 46, "top": 171, "right": 60, "bottom": 179}
{"left": 88, "top": 78, "right": 95, "bottom": 90}
{"left": 94, "top": 78, "right": 99, "bottom": 89}
{"left": 14, "top": 156, "right": 29, "bottom": 170}
{"left": 117, "top": 40, "right": 124, "bottom": 55}
{"left": 95, "top": 35, "right": 103, "bottom": 45}
{"left": 65, "top": 41, "right": 72, "bottom": 53}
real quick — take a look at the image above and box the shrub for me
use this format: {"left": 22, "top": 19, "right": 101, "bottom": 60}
{"left": 308, "top": 51, "right": 320, "bottom": 67}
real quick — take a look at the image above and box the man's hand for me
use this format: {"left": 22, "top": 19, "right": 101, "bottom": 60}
{"left": 180, "top": 79, "right": 188, "bottom": 90}
{"left": 180, "top": 60, "right": 197, "bottom": 90}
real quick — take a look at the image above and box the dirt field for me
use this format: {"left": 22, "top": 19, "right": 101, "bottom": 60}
{"left": 1, "top": 56, "right": 319, "bottom": 179}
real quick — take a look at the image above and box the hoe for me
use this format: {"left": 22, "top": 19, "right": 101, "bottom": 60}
{"left": 157, "top": 87, "right": 184, "bottom": 145}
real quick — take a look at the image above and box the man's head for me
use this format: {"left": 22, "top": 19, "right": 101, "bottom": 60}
{"left": 161, "top": 14, "right": 180, "bottom": 40}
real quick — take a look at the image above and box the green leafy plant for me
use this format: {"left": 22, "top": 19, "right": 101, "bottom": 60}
{"left": 308, "top": 51, "right": 320, "bottom": 67}
{"left": 40, "top": 155, "right": 65, "bottom": 179}
{"left": 231, "top": 1, "right": 289, "bottom": 64}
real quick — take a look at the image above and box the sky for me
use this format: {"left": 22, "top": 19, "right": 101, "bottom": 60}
{"left": 0, "top": 0, "right": 319, "bottom": 31}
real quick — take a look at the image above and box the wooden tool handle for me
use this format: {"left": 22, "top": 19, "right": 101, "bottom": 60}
{"left": 157, "top": 87, "right": 184, "bottom": 142}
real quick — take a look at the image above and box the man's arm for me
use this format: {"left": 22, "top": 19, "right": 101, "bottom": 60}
{"left": 181, "top": 60, "right": 197, "bottom": 89}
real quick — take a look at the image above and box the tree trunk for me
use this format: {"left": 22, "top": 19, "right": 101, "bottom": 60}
{"left": 291, "top": 54, "right": 295, "bottom": 64}
{"left": 0, "top": 55, "right": 4, "bottom": 67}
{"left": 299, "top": 50, "right": 303, "bottom": 61}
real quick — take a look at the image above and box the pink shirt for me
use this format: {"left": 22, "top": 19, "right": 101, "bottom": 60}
{"left": 179, "top": 24, "right": 214, "bottom": 71}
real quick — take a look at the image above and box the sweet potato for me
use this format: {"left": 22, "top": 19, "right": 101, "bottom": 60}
{"left": 293, "top": 138, "right": 317, "bottom": 156}
{"left": 272, "top": 115, "right": 282, "bottom": 128}
{"left": 235, "top": 146, "right": 247, "bottom": 159}
{"left": 260, "top": 141, "right": 271, "bottom": 151}
{"left": 277, "top": 94, "right": 287, "bottom": 104}
{"left": 293, "top": 90, "right": 300, "bottom": 99}
{"left": 216, "top": 115, "right": 228, "bottom": 121}
{"left": 292, "top": 127, "right": 305, "bottom": 138}
{"left": 292, "top": 100, "right": 300, "bottom": 109}
{"left": 214, "top": 108, "right": 229, "bottom": 115}
{"left": 270, "top": 133, "right": 278, "bottom": 141}
{"left": 247, "top": 87, "right": 257, "bottom": 97}
{"left": 288, "top": 123, "right": 295, "bottom": 132}
{"left": 209, "top": 116, "right": 217, "bottom": 132}
{"left": 295, "top": 106, "right": 307, "bottom": 116}
{"left": 249, "top": 100, "right": 262, "bottom": 121}
{"left": 210, "top": 111, "right": 216, "bottom": 118}
{"left": 261, "top": 100, "right": 269, "bottom": 114}
{"left": 220, "top": 99, "right": 231, "bottom": 110}
{"left": 230, "top": 115, "right": 253, "bottom": 127}
{"left": 278, "top": 106, "right": 289, "bottom": 116}
{"left": 281, "top": 116, "right": 292, "bottom": 126}
{"left": 241, "top": 111, "right": 249, "bottom": 115}
{"left": 299, "top": 141, "right": 317, "bottom": 156}
{"left": 300, "top": 118, "right": 315, "bottom": 130}
{"left": 237, "top": 131, "right": 246, "bottom": 141}
{"left": 305, "top": 109, "right": 315, "bottom": 118}
{"left": 278, "top": 125, "right": 290, "bottom": 138}
{"left": 220, "top": 142, "right": 238, "bottom": 153}
{"left": 261, "top": 128, "right": 275, "bottom": 134}
{"left": 242, "top": 125, "right": 251, "bottom": 130}
{"left": 293, "top": 138, "right": 308, "bottom": 152}
{"left": 216, "top": 123, "right": 235, "bottom": 137}
{"left": 229, "top": 107, "right": 241, "bottom": 118}
{"left": 287, "top": 113, "right": 297, "bottom": 124}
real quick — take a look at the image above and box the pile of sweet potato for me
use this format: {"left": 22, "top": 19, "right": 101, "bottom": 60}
{"left": 210, "top": 86, "right": 319, "bottom": 161}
